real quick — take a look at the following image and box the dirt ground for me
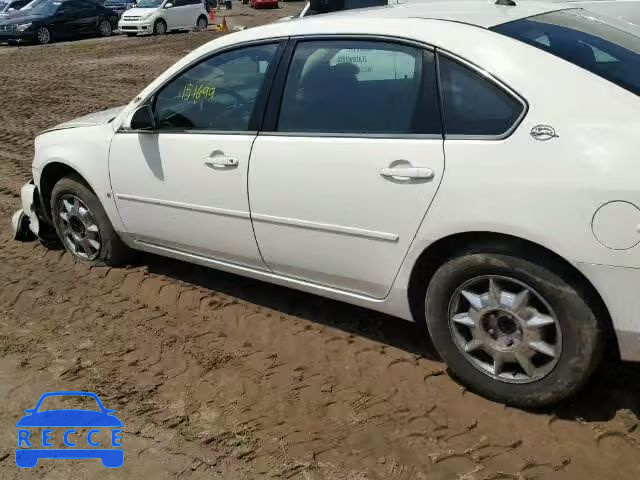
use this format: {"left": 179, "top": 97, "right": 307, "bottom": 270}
{"left": 0, "top": 4, "right": 639, "bottom": 479}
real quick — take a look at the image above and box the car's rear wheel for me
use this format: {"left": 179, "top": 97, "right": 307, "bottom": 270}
{"left": 425, "top": 251, "right": 604, "bottom": 407}
{"left": 153, "top": 18, "right": 167, "bottom": 35}
{"left": 51, "top": 175, "right": 132, "bottom": 266}
{"left": 36, "top": 26, "right": 51, "bottom": 45}
{"left": 195, "top": 15, "right": 208, "bottom": 30}
{"left": 98, "top": 19, "right": 112, "bottom": 37}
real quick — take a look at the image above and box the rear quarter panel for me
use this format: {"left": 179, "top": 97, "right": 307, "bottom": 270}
{"left": 395, "top": 21, "right": 640, "bottom": 286}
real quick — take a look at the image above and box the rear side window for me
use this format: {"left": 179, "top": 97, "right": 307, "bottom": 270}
{"left": 492, "top": 9, "right": 640, "bottom": 96}
{"left": 438, "top": 55, "right": 525, "bottom": 137}
{"left": 277, "top": 40, "right": 442, "bottom": 135}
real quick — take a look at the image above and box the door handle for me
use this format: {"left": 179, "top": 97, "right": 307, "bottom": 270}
{"left": 204, "top": 152, "right": 239, "bottom": 168}
{"left": 379, "top": 167, "right": 434, "bottom": 180}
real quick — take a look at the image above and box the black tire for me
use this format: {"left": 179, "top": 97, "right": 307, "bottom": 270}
{"left": 51, "top": 175, "right": 133, "bottom": 266}
{"left": 425, "top": 251, "right": 604, "bottom": 408}
{"left": 35, "top": 26, "right": 52, "bottom": 45}
{"left": 97, "top": 19, "right": 112, "bottom": 37}
{"left": 153, "top": 18, "right": 167, "bottom": 35}
{"left": 195, "top": 15, "right": 208, "bottom": 30}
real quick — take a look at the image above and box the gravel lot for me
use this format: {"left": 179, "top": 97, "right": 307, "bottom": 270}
{"left": 0, "top": 4, "right": 639, "bottom": 478}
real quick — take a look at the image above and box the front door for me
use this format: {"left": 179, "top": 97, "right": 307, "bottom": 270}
{"left": 109, "top": 41, "right": 282, "bottom": 269}
{"left": 249, "top": 39, "right": 445, "bottom": 298}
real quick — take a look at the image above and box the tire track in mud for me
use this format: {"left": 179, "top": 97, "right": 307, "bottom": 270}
{"left": 0, "top": 233, "right": 638, "bottom": 479}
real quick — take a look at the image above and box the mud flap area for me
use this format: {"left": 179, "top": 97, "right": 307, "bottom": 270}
{"left": 11, "top": 180, "right": 61, "bottom": 247}
{"left": 11, "top": 209, "right": 36, "bottom": 241}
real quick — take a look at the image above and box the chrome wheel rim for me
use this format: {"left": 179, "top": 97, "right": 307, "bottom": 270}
{"left": 57, "top": 194, "right": 101, "bottom": 261}
{"left": 448, "top": 275, "right": 562, "bottom": 384}
{"left": 99, "top": 20, "right": 111, "bottom": 36}
{"left": 37, "top": 27, "right": 50, "bottom": 44}
{"left": 156, "top": 21, "right": 166, "bottom": 34}
{"left": 197, "top": 17, "right": 207, "bottom": 29}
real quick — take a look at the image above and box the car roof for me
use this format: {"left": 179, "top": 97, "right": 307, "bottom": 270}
{"left": 316, "top": 0, "right": 571, "bottom": 28}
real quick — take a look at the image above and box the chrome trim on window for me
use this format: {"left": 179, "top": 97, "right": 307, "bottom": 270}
{"left": 259, "top": 132, "right": 442, "bottom": 140}
{"left": 436, "top": 48, "right": 529, "bottom": 141}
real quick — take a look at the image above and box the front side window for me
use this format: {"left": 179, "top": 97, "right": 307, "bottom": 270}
{"left": 438, "top": 55, "right": 525, "bottom": 137}
{"left": 492, "top": 9, "right": 640, "bottom": 96}
{"left": 153, "top": 43, "right": 278, "bottom": 131}
{"left": 277, "top": 40, "right": 441, "bottom": 135}
{"left": 30, "top": 0, "right": 63, "bottom": 15}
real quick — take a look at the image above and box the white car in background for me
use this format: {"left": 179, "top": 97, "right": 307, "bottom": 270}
{"left": 117, "top": 0, "right": 208, "bottom": 36}
{"left": 12, "top": 2, "right": 640, "bottom": 407}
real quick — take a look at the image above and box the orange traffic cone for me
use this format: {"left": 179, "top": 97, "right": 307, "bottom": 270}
{"left": 208, "top": 7, "right": 216, "bottom": 23}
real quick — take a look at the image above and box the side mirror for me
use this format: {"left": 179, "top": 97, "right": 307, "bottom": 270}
{"left": 24, "top": 409, "right": 34, "bottom": 414}
{"left": 164, "top": 2, "right": 173, "bottom": 7}
{"left": 8, "top": 7, "right": 15, "bottom": 11}
{"left": 130, "top": 105, "right": 155, "bottom": 131}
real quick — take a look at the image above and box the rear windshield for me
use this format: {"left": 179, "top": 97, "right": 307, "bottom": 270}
{"left": 492, "top": 9, "right": 640, "bottom": 96}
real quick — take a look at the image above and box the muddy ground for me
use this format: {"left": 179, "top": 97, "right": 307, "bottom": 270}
{"left": 0, "top": 4, "right": 639, "bottom": 479}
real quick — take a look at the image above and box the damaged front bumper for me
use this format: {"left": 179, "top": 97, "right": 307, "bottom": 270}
{"left": 11, "top": 180, "right": 42, "bottom": 241}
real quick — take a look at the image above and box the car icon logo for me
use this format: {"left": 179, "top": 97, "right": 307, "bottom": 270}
{"left": 15, "top": 391, "right": 123, "bottom": 468}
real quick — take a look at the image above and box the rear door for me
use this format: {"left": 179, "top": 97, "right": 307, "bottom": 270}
{"left": 248, "top": 38, "right": 445, "bottom": 298}
{"left": 183, "top": 0, "right": 201, "bottom": 26}
{"left": 58, "top": 0, "right": 98, "bottom": 35}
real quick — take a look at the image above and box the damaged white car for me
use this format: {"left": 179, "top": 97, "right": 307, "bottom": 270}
{"left": 12, "top": 1, "right": 640, "bottom": 407}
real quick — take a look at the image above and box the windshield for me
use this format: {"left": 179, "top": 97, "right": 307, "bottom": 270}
{"left": 30, "top": 0, "right": 62, "bottom": 14}
{"left": 37, "top": 395, "right": 101, "bottom": 412}
{"left": 135, "top": 0, "right": 161, "bottom": 7}
{"left": 20, "top": 0, "right": 44, "bottom": 9}
{"left": 492, "top": 9, "right": 640, "bottom": 96}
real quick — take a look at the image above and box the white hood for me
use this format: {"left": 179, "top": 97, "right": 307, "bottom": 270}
{"left": 121, "top": 7, "right": 158, "bottom": 16}
{"left": 43, "top": 106, "right": 126, "bottom": 133}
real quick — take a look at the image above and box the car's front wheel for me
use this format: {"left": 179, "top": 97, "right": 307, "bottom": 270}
{"left": 153, "top": 18, "right": 167, "bottom": 35}
{"left": 51, "top": 175, "right": 132, "bottom": 266}
{"left": 425, "top": 250, "right": 604, "bottom": 407}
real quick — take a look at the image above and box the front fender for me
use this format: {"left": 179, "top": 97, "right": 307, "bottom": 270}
{"left": 35, "top": 125, "right": 126, "bottom": 234}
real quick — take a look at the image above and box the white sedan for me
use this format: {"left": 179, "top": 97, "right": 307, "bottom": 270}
{"left": 12, "top": 1, "right": 640, "bottom": 407}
